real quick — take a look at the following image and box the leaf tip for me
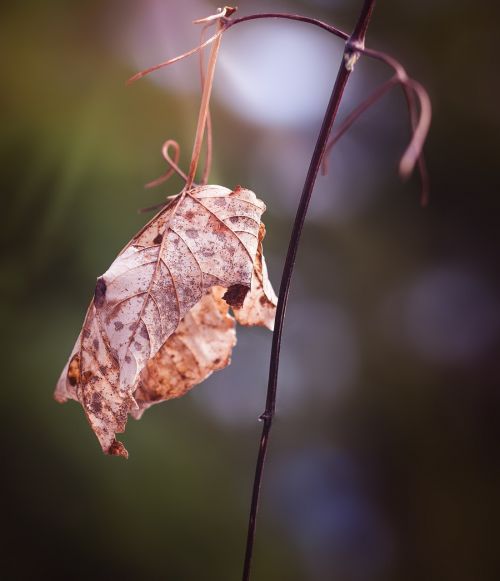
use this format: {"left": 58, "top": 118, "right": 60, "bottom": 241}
{"left": 107, "top": 439, "right": 129, "bottom": 459}
{"left": 53, "top": 391, "right": 67, "bottom": 404}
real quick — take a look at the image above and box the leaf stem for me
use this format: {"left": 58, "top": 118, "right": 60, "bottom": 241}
{"left": 185, "top": 21, "right": 223, "bottom": 191}
{"left": 241, "top": 2, "right": 377, "bottom": 580}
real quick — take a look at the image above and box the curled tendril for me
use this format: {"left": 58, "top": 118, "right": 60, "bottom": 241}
{"left": 322, "top": 48, "right": 431, "bottom": 205}
{"left": 144, "top": 139, "right": 187, "bottom": 190}
{"left": 360, "top": 47, "right": 431, "bottom": 205}
{"left": 136, "top": 10, "right": 224, "bottom": 211}
{"left": 128, "top": 9, "right": 431, "bottom": 205}
{"left": 138, "top": 139, "right": 187, "bottom": 213}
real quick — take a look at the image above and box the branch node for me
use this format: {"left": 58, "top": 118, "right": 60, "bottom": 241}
{"left": 344, "top": 51, "right": 361, "bottom": 71}
{"left": 258, "top": 411, "right": 272, "bottom": 422}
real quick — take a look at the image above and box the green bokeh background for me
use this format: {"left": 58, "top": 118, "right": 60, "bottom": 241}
{"left": 1, "top": 1, "right": 499, "bottom": 580}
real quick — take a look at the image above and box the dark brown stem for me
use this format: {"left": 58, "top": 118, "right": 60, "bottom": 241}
{"left": 241, "top": 2, "right": 377, "bottom": 580}
{"left": 224, "top": 13, "right": 348, "bottom": 41}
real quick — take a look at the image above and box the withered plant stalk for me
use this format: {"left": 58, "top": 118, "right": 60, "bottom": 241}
{"left": 185, "top": 21, "right": 222, "bottom": 190}
{"left": 240, "top": 3, "right": 376, "bottom": 579}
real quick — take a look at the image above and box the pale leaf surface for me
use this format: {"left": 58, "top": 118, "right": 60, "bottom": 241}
{"left": 55, "top": 185, "right": 270, "bottom": 457}
{"left": 95, "top": 185, "right": 264, "bottom": 393}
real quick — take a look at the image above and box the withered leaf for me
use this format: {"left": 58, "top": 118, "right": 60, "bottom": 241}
{"left": 96, "top": 185, "right": 264, "bottom": 392}
{"left": 133, "top": 287, "right": 236, "bottom": 418}
{"left": 55, "top": 185, "right": 276, "bottom": 457}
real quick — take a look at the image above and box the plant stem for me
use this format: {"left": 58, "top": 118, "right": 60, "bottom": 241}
{"left": 185, "top": 22, "right": 222, "bottom": 190}
{"left": 241, "top": 2, "right": 377, "bottom": 580}
{"left": 225, "top": 13, "right": 348, "bottom": 41}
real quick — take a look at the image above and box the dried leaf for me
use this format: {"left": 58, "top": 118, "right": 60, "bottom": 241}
{"left": 55, "top": 185, "right": 276, "bottom": 457}
{"left": 96, "top": 185, "right": 264, "bottom": 393}
{"left": 133, "top": 287, "right": 236, "bottom": 419}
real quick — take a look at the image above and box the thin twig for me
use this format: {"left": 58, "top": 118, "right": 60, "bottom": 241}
{"left": 322, "top": 76, "right": 399, "bottom": 175}
{"left": 241, "top": 2, "right": 377, "bottom": 580}
{"left": 321, "top": 75, "right": 430, "bottom": 204}
{"left": 185, "top": 21, "right": 223, "bottom": 190}
{"left": 126, "top": 28, "right": 224, "bottom": 85}
{"left": 360, "top": 47, "right": 431, "bottom": 204}
{"left": 401, "top": 84, "right": 430, "bottom": 205}
{"left": 224, "top": 12, "right": 348, "bottom": 41}
{"left": 398, "top": 80, "right": 431, "bottom": 177}
{"left": 224, "top": 11, "right": 431, "bottom": 205}
{"left": 199, "top": 23, "right": 213, "bottom": 186}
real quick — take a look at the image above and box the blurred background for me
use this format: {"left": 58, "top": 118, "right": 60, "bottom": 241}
{"left": 1, "top": 0, "right": 499, "bottom": 579}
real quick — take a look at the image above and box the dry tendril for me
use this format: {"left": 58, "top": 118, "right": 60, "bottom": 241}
{"left": 128, "top": 6, "right": 431, "bottom": 204}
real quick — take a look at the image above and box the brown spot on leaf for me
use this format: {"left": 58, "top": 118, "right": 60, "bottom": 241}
{"left": 90, "top": 392, "right": 102, "bottom": 414}
{"left": 67, "top": 354, "right": 81, "bottom": 386}
{"left": 94, "top": 277, "right": 107, "bottom": 308}
{"left": 186, "top": 229, "right": 199, "bottom": 239}
{"left": 153, "top": 233, "right": 163, "bottom": 244}
{"left": 82, "top": 370, "right": 93, "bottom": 384}
{"left": 223, "top": 284, "right": 249, "bottom": 309}
{"left": 108, "top": 439, "right": 128, "bottom": 459}
{"left": 114, "top": 321, "right": 124, "bottom": 331}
